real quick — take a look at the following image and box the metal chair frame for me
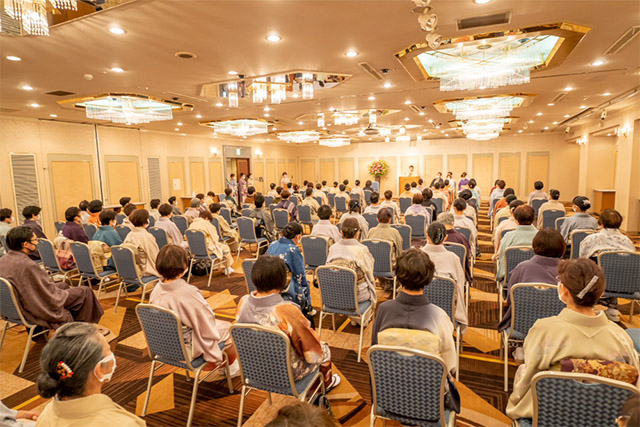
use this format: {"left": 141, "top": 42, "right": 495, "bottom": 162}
{"left": 236, "top": 217, "right": 269, "bottom": 262}
{"left": 405, "top": 213, "right": 428, "bottom": 240}
{"left": 37, "top": 238, "right": 78, "bottom": 284}
{"left": 185, "top": 230, "right": 225, "bottom": 288}
{"left": 498, "top": 246, "right": 535, "bottom": 312}
{"left": 598, "top": 251, "right": 640, "bottom": 319}
{"left": 390, "top": 224, "right": 411, "bottom": 251}
{"left": 110, "top": 245, "right": 159, "bottom": 312}
{"left": 69, "top": 241, "right": 119, "bottom": 299}
{"left": 362, "top": 239, "right": 398, "bottom": 298}
{"left": 301, "top": 235, "right": 329, "bottom": 281}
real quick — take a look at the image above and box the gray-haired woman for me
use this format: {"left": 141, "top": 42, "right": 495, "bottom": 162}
{"left": 36, "top": 322, "right": 145, "bottom": 426}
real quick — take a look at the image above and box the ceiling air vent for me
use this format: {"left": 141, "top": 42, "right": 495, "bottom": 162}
{"left": 604, "top": 26, "right": 640, "bottom": 55}
{"left": 550, "top": 92, "right": 567, "bottom": 104}
{"left": 456, "top": 11, "right": 511, "bottom": 31}
{"left": 409, "top": 105, "right": 423, "bottom": 113}
{"left": 46, "top": 90, "right": 75, "bottom": 96}
{"left": 357, "top": 62, "right": 384, "bottom": 81}
{"left": 0, "top": 107, "right": 20, "bottom": 113}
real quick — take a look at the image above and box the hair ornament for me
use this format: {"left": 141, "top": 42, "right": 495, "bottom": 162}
{"left": 577, "top": 275, "right": 599, "bottom": 299}
{"left": 57, "top": 361, "right": 74, "bottom": 379}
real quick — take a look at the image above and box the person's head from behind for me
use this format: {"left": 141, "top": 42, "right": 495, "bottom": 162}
{"left": 418, "top": 178, "right": 423, "bottom": 186}
{"left": 404, "top": 183, "right": 411, "bottom": 191}
{"left": 195, "top": 193, "right": 205, "bottom": 202}
{"left": 341, "top": 218, "right": 360, "bottom": 239}
{"left": 411, "top": 181, "right": 417, "bottom": 189}
{"left": 348, "top": 199, "right": 361, "bottom": 214}
{"left": 427, "top": 222, "right": 446, "bottom": 245}
{"left": 276, "top": 186, "right": 283, "bottom": 195}
{"left": 78, "top": 200, "right": 89, "bottom": 212}
{"left": 339, "top": 184, "right": 346, "bottom": 192}
{"left": 316, "top": 183, "right": 322, "bottom": 191}
{"left": 322, "top": 180, "right": 327, "bottom": 186}
{"left": 248, "top": 186, "right": 255, "bottom": 195}
{"left": 572, "top": 196, "right": 591, "bottom": 212}
{"left": 461, "top": 172, "right": 467, "bottom": 178}
{"left": 254, "top": 194, "right": 265, "bottom": 209}
{"left": 422, "top": 188, "right": 433, "bottom": 200}
{"left": 207, "top": 191, "right": 215, "bottom": 198}
{"left": 281, "top": 189, "right": 291, "bottom": 200}
{"left": 437, "top": 212, "right": 454, "bottom": 229}
{"left": 617, "top": 394, "right": 640, "bottom": 427}
{"left": 453, "top": 198, "right": 466, "bottom": 213}
{"left": 468, "top": 179, "right": 476, "bottom": 189}
{"left": 355, "top": 179, "right": 361, "bottom": 187}
{"left": 504, "top": 194, "right": 518, "bottom": 205}
{"left": 503, "top": 188, "right": 515, "bottom": 198}
{"left": 287, "top": 182, "right": 293, "bottom": 189}
{"left": 305, "top": 188, "right": 313, "bottom": 198}
{"left": 37, "top": 322, "right": 115, "bottom": 399}
{"left": 497, "top": 180, "right": 506, "bottom": 189}
{"left": 209, "top": 203, "right": 222, "bottom": 214}
{"left": 23, "top": 205, "right": 41, "bottom": 220}
{"left": 252, "top": 255, "right": 288, "bottom": 294}
{"left": 444, "top": 180, "right": 450, "bottom": 187}
{"left": 377, "top": 207, "right": 392, "bottom": 224}
{"left": 159, "top": 203, "right": 173, "bottom": 218}
{"left": 396, "top": 249, "right": 435, "bottom": 293}
{"left": 99, "top": 210, "right": 117, "bottom": 226}
{"left": 370, "top": 192, "right": 379, "bottom": 204}
{"left": 533, "top": 228, "right": 565, "bottom": 258}
{"left": 282, "top": 221, "right": 303, "bottom": 243}
{"left": 199, "top": 209, "right": 213, "bottom": 221}
{"left": 509, "top": 199, "right": 525, "bottom": 216}
{"left": 129, "top": 209, "right": 150, "bottom": 228}
{"left": 534, "top": 181, "right": 544, "bottom": 191}
{"left": 412, "top": 193, "right": 423, "bottom": 205}
{"left": 65, "top": 206, "right": 81, "bottom": 223}
{"left": 599, "top": 209, "right": 623, "bottom": 229}
{"left": 88, "top": 200, "right": 103, "bottom": 214}
{"left": 318, "top": 205, "right": 332, "bottom": 220}
{"left": 433, "top": 181, "right": 442, "bottom": 190}
{"left": 6, "top": 226, "right": 37, "bottom": 254}
{"left": 190, "top": 198, "right": 201, "bottom": 208}
{"left": 549, "top": 189, "right": 560, "bottom": 200}
{"left": 156, "top": 244, "right": 189, "bottom": 281}
{"left": 150, "top": 199, "right": 161, "bottom": 210}
{"left": 384, "top": 190, "right": 393, "bottom": 201}
{"left": 365, "top": 180, "right": 372, "bottom": 188}
{"left": 557, "top": 258, "right": 606, "bottom": 308}
{"left": 343, "top": 179, "right": 349, "bottom": 186}
{"left": 224, "top": 188, "right": 232, "bottom": 197}
{"left": 123, "top": 203, "right": 137, "bottom": 217}
{"left": 513, "top": 205, "right": 535, "bottom": 225}
{"left": 0, "top": 208, "right": 13, "bottom": 223}
{"left": 270, "top": 183, "right": 276, "bottom": 190}
{"left": 459, "top": 189, "right": 472, "bottom": 201}
{"left": 169, "top": 196, "right": 177, "bottom": 205}
{"left": 119, "top": 197, "right": 131, "bottom": 207}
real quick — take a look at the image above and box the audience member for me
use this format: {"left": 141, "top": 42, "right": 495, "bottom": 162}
{"left": 363, "top": 180, "right": 374, "bottom": 193}
{"left": 210, "top": 203, "right": 240, "bottom": 251}
{"left": 204, "top": 191, "right": 216, "bottom": 206}
{"left": 0, "top": 400, "right": 38, "bottom": 425}
{"left": 267, "top": 183, "right": 278, "bottom": 198}
{"left": 22, "top": 205, "right": 46, "bottom": 239}
{"left": 245, "top": 186, "right": 256, "bottom": 206}
{"left": 119, "top": 197, "right": 131, "bottom": 209}
{"left": 421, "top": 188, "right": 438, "bottom": 222}
{"left": 438, "top": 212, "right": 472, "bottom": 284}
{"left": 452, "top": 198, "right": 477, "bottom": 256}
{"left": 266, "top": 402, "right": 337, "bottom": 427}
{"left": 494, "top": 194, "right": 518, "bottom": 224}
{"left": 405, "top": 193, "right": 430, "bottom": 217}
{"left": 249, "top": 195, "right": 276, "bottom": 241}
{"left": 536, "top": 189, "right": 565, "bottom": 228}
{"left": 409, "top": 181, "right": 421, "bottom": 195}
{"left": 617, "top": 395, "right": 640, "bottom": 427}
{"left": 560, "top": 196, "right": 598, "bottom": 243}
{"left": 468, "top": 179, "right": 481, "bottom": 203}
{"left": 222, "top": 188, "right": 240, "bottom": 216}
{"left": 400, "top": 183, "right": 413, "bottom": 198}
{"left": 123, "top": 209, "right": 161, "bottom": 277}
{"left": 368, "top": 208, "right": 404, "bottom": 297}
{"left": 0, "top": 208, "right": 13, "bottom": 257}
{"left": 527, "top": 181, "right": 548, "bottom": 205}
{"left": 301, "top": 188, "right": 320, "bottom": 220}
{"left": 313, "top": 183, "right": 329, "bottom": 205}
{"left": 62, "top": 207, "right": 88, "bottom": 243}
{"left": 275, "top": 190, "right": 298, "bottom": 221}
{"left": 493, "top": 200, "right": 524, "bottom": 257}
{"left": 92, "top": 210, "right": 122, "bottom": 270}
{"left": 121, "top": 203, "right": 138, "bottom": 230}
{"left": 432, "top": 181, "right": 449, "bottom": 210}
{"left": 87, "top": 200, "right": 103, "bottom": 227}
{"left": 330, "top": 181, "right": 339, "bottom": 194}
{"left": 168, "top": 196, "right": 182, "bottom": 215}
{"left": 338, "top": 200, "right": 369, "bottom": 238}
{"left": 155, "top": 203, "right": 187, "bottom": 248}
{"left": 494, "top": 187, "right": 516, "bottom": 215}
{"left": 380, "top": 190, "right": 400, "bottom": 223}
{"left": 496, "top": 205, "right": 538, "bottom": 282}
{"left": 351, "top": 179, "right": 365, "bottom": 203}
{"left": 489, "top": 180, "right": 506, "bottom": 216}
{"left": 185, "top": 198, "right": 201, "bottom": 221}
{"left": 187, "top": 210, "right": 234, "bottom": 276}
{"left": 78, "top": 200, "right": 90, "bottom": 224}
{"left": 311, "top": 205, "right": 340, "bottom": 245}
{"left": 148, "top": 199, "right": 161, "bottom": 222}
{"left": 363, "top": 192, "right": 383, "bottom": 215}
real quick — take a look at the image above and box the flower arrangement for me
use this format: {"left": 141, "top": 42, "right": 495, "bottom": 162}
{"left": 368, "top": 159, "right": 390, "bottom": 177}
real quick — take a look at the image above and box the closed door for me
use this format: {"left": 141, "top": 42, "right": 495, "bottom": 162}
{"left": 237, "top": 158, "right": 250, "bottom": 176}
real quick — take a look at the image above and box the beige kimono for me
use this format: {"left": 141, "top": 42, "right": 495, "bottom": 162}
{"left": 212, "top": 212, "right": 240, "bottom": 251}
{"left": 188, "top": 218, "right": 233, "bottom": 268}
{"left": 506, "top": 308, "right": 639, "bottom": 420}
{"left": 36, "top": 393, "right": 145, "bottom": 427}
{"left": 123, "top": 227, "right": 160, "bottom": 277}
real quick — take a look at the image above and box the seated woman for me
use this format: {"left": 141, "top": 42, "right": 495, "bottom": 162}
{"left": 91, "top": 210, "right": 123, "bottom": 271}
{"left": 371, "top": 248, "right": 456, "bottom": 373}
{"left": 326, "top": 218, "right": 377, "bottom": 317}
{"left": 559, "top": 196, "right": 598, "bottom": 243}
{"left": 149, "top": 245, "right": 238, "bottom": 372}
{"left": 506, "top": 258, "right": 638, "bottom": 421}
{"left": 236, "top": 255, "right": 340, "bottom": 392}
{"left": 420, "top": 222, "right": 468, "bottom": 329}
{"left": 36, "top": 322, "right": 145, "bottom": 426}
{"left": 187, "top": 210, "right": 234, "bottom": 276}
{"left": 209, "top": 202, "right": 240, "bottom": 251}
{"left": 266, "top": 222, "right": 313, "bottom": 322}
{"left": 405, "top": 193, "right": 430, "bottom": 217}
{"left": 123, "top": 209, "right": 160, "bottom": 277}
{"left": 498, "top": 228, "right": 565, "bottom": 334}
{"left": 338, "top": 200, "right": 369, "bottom": 239}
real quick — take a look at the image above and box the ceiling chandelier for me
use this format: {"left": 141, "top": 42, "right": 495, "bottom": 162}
{"left": 277, "top": 130, "right": 321, "bottom": 144}
{"left": 317, "top": 113, "right": 325, "bottom": 127}
{"left": 319, "top": 137, "right": 351, "bottom": 148}
{"left": 251, "top": 78, "right": 268, "bottom": 104}
{"left": 333, "top": 110, "right": 360, "bottom": 126}
{"left": 208, "top": 119, "right": 270, "bottom": 137}
{"left": 3, "top": 0, "right": 77, "bottom": 36}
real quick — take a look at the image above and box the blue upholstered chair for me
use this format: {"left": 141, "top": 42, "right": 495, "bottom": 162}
{"left": 110, "top": 245, "right": 159, "bottom": 312}
{"left": 542, "top": 210, "right": 565, "bottom": 230}
{"left": 390, "top": 224, "right": 411, "bottom": 251}
{"left": 499, "top": 246, "right": 535, "bottom": 310}
{"left": 363, "top": 212, "right": 379, "bottom": 230}
{"left": 405, "top": 214, "right": 427, "bottom": 240}
{"left": 398, "top": 197, "right": 412, "bottom": 215}
{"left": 301, "top": 235, "right": 329, "bottom": 281}
{"left": 54, "top": 221, "right": 65, "bottom": 233}
{"left": 69, "top": 242, "right": 118, "bottom": 299}
{"left": 148, "top": 226, "right": 169, "bottom": 249}
{"left": 185, "top": 230, "right": 224, "bottom": 288}
{"left": 37, "top": 238, "right": 77, "bottom": 284}
{"left": 531, "top": 199, "right": 546, "bottom": 216}
{"left": 242, "top": 258, "right": 257, "bottom": 294}
{"left": 116, "top": 225, "right": 131, "bottom": 241}
{"left": 172, "top": 215, "right": 189, "bottom": 236}
{"left": 569, "top": 229, "right": 596, "bottom": 259}
{"left": 236, "top": 217, "right": 269, "bottom": 262}
{"left": 80, "top": 223, "right": 96, "bottom": 240}
{"left": 362, "top": 239, "right": 397, "bottom": 298}
{"left": 598, "top": 251, "right": 640, "bottom": 319}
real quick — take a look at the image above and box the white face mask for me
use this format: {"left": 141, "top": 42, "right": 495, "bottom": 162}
{"left": 557, "top": 283, "right": 567, "bottom": 305}
{"left": 94, "top": 352, "right": 117, "bottom": 383}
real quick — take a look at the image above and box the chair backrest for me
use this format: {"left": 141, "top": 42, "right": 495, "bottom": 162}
{"left": 501, "top": 228, "right": 513, "bottom": 240}
{"left": 598, "top": 251, "right": 640, "bottom": 295}
{"left": 241, "top": 208, "right": 252, "bottom": 217}
{"left": 350, "top": 193, "right": 361, "bottom": 203}
{"left": 316, "top": 265, "right": 359, "bottom": 315}
{"left": 504, "top": 246, "right": 535, "bottom": 284}
{"left": 111, "top": 245, "right": 142, "bottom": 282}
{"left": 148, "top": 226, "right": 169, "bottom": 248}
{"left": 273, "top": 209, "right": 289, "bottom": 230}
{"left": 404, "top": 214, "right": 427, "bottom": 239}
{"left": 210, "top": 216, "right": 224, "bottom": 241}
{"left": 82, "top": 223, "right": 97, "bottom": 240}
{"left": 398, "top": 197, "right": 412, "bottom": 214}
{"left": 185, "top": 229, "right": 211, "bottom": 259}
{"left": 237, "top": 217, "right": 258, "bottom": 241}
{"left": 390, "top": 224, "right": 411, "bottom": 251}
{"left": 532, "top": 372, "right": 639, "bottom": 427}
{"left": 362, "top": 239, "right": 393, "bottom": 275}
{"left": 335, "top": 196, "right": 347, "bottom": 212}
{"left": 69, "top": 242, "right": 97, "bottom": 276}
{"left": 368, "top": 345, "right": 447, "bottom": 424}
{"left": 531, "top": 199, "right": 546, "bottom": 216}
{"left": 297, "top": 205, "right": 313, "bottom": 223}
{"left": 542, "top": 210, "right": 565, "bottom": 230}
{"left": 116, "top": 213, "right": 126, "bottom": 225}
{"left": 268, "top": 203, "right": 277, "bottom": 217}
{"left": 148, "top": 216, "right": 155, "bottom": 227}
{"left": 570, "top": 229, "right": 596, "bottom": 259}
{"left": 444, "top": 242, "right": 466, "bottom": 270}
{"left": 0, "top": 278, "right": 31, "bottom": 326}
{"left": 510, "top": 283, "right": 564, "bottom": 337}
{"left": 172, "top": 215, "right": 189, "bottom": 236}
{"left": 454, "top": 226, "right": 472, "bottom": 242}
{"left": 301, "top": 235, "right": 329, "bottom": 269}
{"left": 116, "top": 225, "right": 131, "bottom": 241}
{"left": 555, "top": 216, "right": 566, "bottom": 232}
{"left": 231, "top": 323, "right": 299, "bottom": 396}
{"left": 363, "top": 212, "right": 378, "bottom": 230}
{"left": 432, "top": 197, "right": 443, "bottom": 215}
{"left": 465, "top": 214, "right": 475, "bottom": 223}
{"left": 242, "top": 204, "right": 251, "bottom": 210}
{"left": 497, "top": 216, "right": 509, "bottom": 225}
{"left": 364, "top": 189, "right": 372, "bottom": 205}
{"left": 424, "top": 276, "right": 456, "bottom": 321}
{"left": 264, "top": 196, "right": 274, "bottom": 206}
{"left": 290, "top": 196, "right": 298, "bottom": 207}
{"left": 37, "top": 239, "right": 61, "bottom": 270}
{"left": 489, "top": 198, "right": 498, "bottom": 215}
{"left": 219, "top": 207, "right": 233, "bottom": 226}
{"left": 327, "top": 192, "right": 336, "bottom": 207}
{"left": 55, "top": 221, "right": 65, "bottom": 233}
{"left": 242, "top": 259, "right": 257, "bottom": 293}
{"left": 313, "top": 196, "right": 323, "bottom": 206}
{"left": 1, "top": 236, "right": 10, "bottom": 254}
{"left": 136, "top": 304, "right": 194, "bottom": 368}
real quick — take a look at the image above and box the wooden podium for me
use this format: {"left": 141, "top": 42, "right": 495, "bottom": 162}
{"left": 399, "top": 176, "right": 421, "bottom": 190}
{"left": 593, "top": 189, "right": 615, "bottom": 214}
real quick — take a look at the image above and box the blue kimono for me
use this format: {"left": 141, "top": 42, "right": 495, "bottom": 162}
{"left": 92, "top": 226, "right": 122, "bottom": 270}
{"left": 266, "top": 238, "right": 313, "bottom": 324}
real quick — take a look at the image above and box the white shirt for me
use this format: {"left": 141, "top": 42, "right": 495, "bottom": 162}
{"left": 311, "top": 219, "right": 341, "bottom": 244}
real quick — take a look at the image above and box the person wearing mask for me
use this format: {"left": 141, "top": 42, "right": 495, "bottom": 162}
{"left": 267, "top": 183, "right": 278, "bottom": 198}
{"left": 35, "top": 322, "right": 145, "bottom": 426}
{"left": 92, "top": 210, "right": 123, "bottom": 271}
{"left": 168, "top": 196, "right": 182, "bottom": 215}
{"left": 458, "top": 172, "right": 469, "bottom": 191}
{"left": 380, "top": 190, "right": 401, "bottom": 223}
{"left": 236, "top": 255, "right": 341, "bottom": 392}
{"left": 120, "top": 203, "right": 138, "bottom": 230}
{"left": 536, "top": 189, "right": 565, "bottom": 228}
{"left": 275, "top": 190, "right": 298, "bottom": 221}
{"left": 496, "top": 205, "right": 538, "bottom": 283}
{"left": 311, "top": 205, "right": 340, "bottom": 245}
{"left": 184, "top": 198, "right": 201, "bottom": 221}
{"left": 148, "top": 199, "right": 161, "bottom": 222}
{"left": 62, "top": 207, "right": 89, "bottom": 243}
{"left": 452, "top": 199, "right": 476, "bottom": 255}
{"left": 123, "top": 209, "right": 161, "bottom": 278}
{"left": 0, "top": 208, "right": 14, "bottom": 257}
{"left": 247, "top": 172, "right": 254, "bottom": 188}
{"left": 228, "top": 173, "right": 238, "bottom": 198}
{"left": 22, "top": 205, "right": 46, "bottom": 239}
{"left": 78, "top": 200, "right": 91, "bottom": 225}
{"left": 338, "top": 200, "right": 369, "bottom": 239}
{"left": 367, "top": 208, "right": 404, "bottom": 298}
{"left": 429, "top": 172, "right": 443, "bottom": 188}
{"left": 527, "top": 181, "right": 548, "bottom": 206}
{"left": 506, "top": 259, "right": 638, "bottom": 420}
{"left": 371, "top": 248, "right": 457, "bottom": 374}
{"left": 301, "top": 188, "right": 320, "bottom": 221}
{"left": 238, "top": 173, "right": 248, "bottom": 204}
{"left": 0, "top": 227, "right": 103, "bottom": 329}
{"left": 560, "top": 196, "right": 598, "bottom": 243}
{"left": 187, "top": 210, "right": 234, "bottom": 276}
{"left": 267, "top": 222, "right": 313, "bottom": 322}
{"left": 248, "top": 195, "right": 276, "bottom": 242}
{"left": 438, "top": 212, "right": 472, "bottom": 284}
{"left": 421, "top": 222, "right": 468, "bottom": 329}
{"left": 155, "top": 204, "right": 187, "bottom": 248}
{"left": 87, "top": 200, "right": 103, "bottom": 227}
{"left": 280, "top": 172, "right": 291, "bottom": 189}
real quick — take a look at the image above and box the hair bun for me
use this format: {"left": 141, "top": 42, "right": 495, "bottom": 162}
{"left": 37, "top": 372, "right": 62, "bottom": 399}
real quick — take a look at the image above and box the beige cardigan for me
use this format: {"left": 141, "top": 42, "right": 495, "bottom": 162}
{"left": 36, "top": 393, "right": 145, "bottom": 427}
{"left": 506, "top": 308, "right": 639, "bottom": 420}
{"left": 123, "top": 227, "right": 160, "bottom": 277}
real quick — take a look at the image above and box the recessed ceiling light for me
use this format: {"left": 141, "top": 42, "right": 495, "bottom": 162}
{"left": 419, "top": 112, "right": 425, "bottom": 116}
{"left": 110, "top": 67, "right": 124, "bottom": 73}
{"left": 479, "top": 85, "right": 487, "bottom": 90}
{"left": 49, "top": 114, "right": 57, "bottom": 117}
{"left": 264, "top": 106, "right": 270, "bottom": 111}
{"left": 383, "top": 82, "right": 392, "bottom": 88}
{"left": 428, "top": 119, "right": 433, "bottom": 123}
{"left": 552, "top": 121, "right": 558, "bottom": 124}
{"left": 404, "top": 117, "right": 409, "bottom": 121}
{"left": 174, "top": 128, "right": 179, "bottom": 131}
{"left": 547, "top": 103, "right": 554, "bottom": 106}
{"left": 177, "top": 122, "right": 183, "bottom": 126}
{"left": 579, "top": 105, "right": 587, "bottom": 109}
{"left": 602, "top": 92, "right": 611, "bottom": 96}
{"left": 564, "top": 114, "right": 570, "bottom": 118}
{"left": 30, "top": 103, "right": 39, "bottom": 108}
{"left": 536, "top": 112, "right": 543, "bottom": 116}
{"left": 404, "top": 100, "right": 412, "bottom": 105}
{"left": 109, "top": 27, "right": 126, "bottom": 35}
{"left": 215, "top": 102, "right": 223, "bottom": 107}
{"left": 544, "top": 126, "right": 549, "bottom": 130}
{"left": 368, "top": 95, "right": 375, "bottom": 100}
{"left": 474, "top": 0, "right": 493, "bottom": 3}
{"left": 345, "top": 50, "right": 359, "bottom": 57}
{"left": 563, "top": 86, "right": 573, "bottom": 91}
{"left": 196, "top": 114, "right": 202, "bottom": 118}
{"left": 6, "top": 56, "right": 21, "bottom": 61}
{"left": 21, "top": 85, "right": 33, "bottom": 91}
{"left": 266, "top": 34, "right": 281, "bottom": 42}
{"left": 227, "top": 70, "right": 238, "bottom": 75}
{"left": 298, "top": 121, "right": 303, "bottom": 125}
{"left": 591, "top": 60, "right": 604, "bottom": 66}
{"left": 528, "top": 120, "right": 534, "bottom": 123}
{"left": 518, "top": 130, "right": 523, "bottom": 133}
{"left": 264, "top": 113, "right": 270, "bottom": 117}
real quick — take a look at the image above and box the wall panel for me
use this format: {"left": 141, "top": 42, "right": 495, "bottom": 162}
{"left": 380, "top": 157, "right": 397, "bottom": 194}
{"left": 338, "top": 158, "right": 354, "bottom": 183}
{"left": 266, "top": 159, "right": 277, "bottom": 188}
{"left": 252, "top": 160, "right": 265, "bottom": 193}
{"left": 288, "top": 159, "right": 298, "bottom": 182}
{"left": 168, "top": 158, "right": 185, "bottom": 198}
{"left": 526, "top": 152, "right": 550, "bottom": 194}
{"left": 277, "top": 159, "right": 287, "bottom": 182}
{"left": 189, "top": 158, "right": 206, "bottom": 194}
{"left": 499, "top": 153, "right": 521, "bottom": 196}
{"left": 208, "top": 159, "right": 223, "bottom": 193}
{"left": 448, "top": 154, "right": 468, "bottom": 177}
{"left": 300, "top": 159, "right": 317, "bottom": 183}
{"left": 358, "top": 157, "right": 375, "bottom": 183}
{"left": 105, "top": 156, "right": 141, "bottom": 204}
{"left": 472, "top": 153, "right": 494, "bottom": 198}
{"left": 319, "top": 159, "right": 335, "bottom": 183}
{"left": 49, "top": 156, "right": 94, "bottom": 221}
{"left": 424, "top": 155, "right": 443, "bottom": 183}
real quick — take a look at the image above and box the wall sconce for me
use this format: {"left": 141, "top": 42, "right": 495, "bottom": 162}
{"left": 576, "top": 136, "right": 588, "bottom": 145}
{"left": 255, "top": 149, "right": 263, "bottom": 158}
{"left": 615, "top": 127, "right": 630, "bottom": 138}
{"left": 209, "top": 147, "right": 220, "bottom": 157}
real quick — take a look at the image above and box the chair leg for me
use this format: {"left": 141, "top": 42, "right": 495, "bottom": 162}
{"left": 455, "top": 325, "right": 461, "bottom": 381}
{"left": 96, "top": 277, "right": 104, "bottom": 300}
{"left": 392, "top": 277, "right": 397, "bottom": 299}
{"left": 0, "top": 321, "right": 9, "bottom": 351}
{"left": 237, "top": 385, "right": 247, "bottom": 427}
{"left": 142, "top": 360, "right": 157, "bottom": 416}
{"left": 223, "top": 352, "right": 234, "bottom": 393}
{"left": 331, "top": 313, "right": 336, "bottom": 331}
{"left": 318, "top": 311, "right": 323, "bottom": 337}
{"left": 187, "top": 259, "right": 195, "bottom": 283}
{"left": 140, "top": 283, "right": 147, "bottom": 305}
{"left": 186, "top": 369, "right": 201, "bottom": 427}
{"left": 113, "top": 281, "right": 124, "bottom": 313}
{"left": 370, "top": 406, "right": 376, "bottom": 427}
{"left": 503, "top": 335, "right": 509, "bottom": 392}
{"left": 358, "top": 315, "right": 365, "bottom": 363}
{"left": 207, "top": 262, "right": 214, "bottom": 288}
{"left": 19, "top": 326, "right": 35, "bottom": 374}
